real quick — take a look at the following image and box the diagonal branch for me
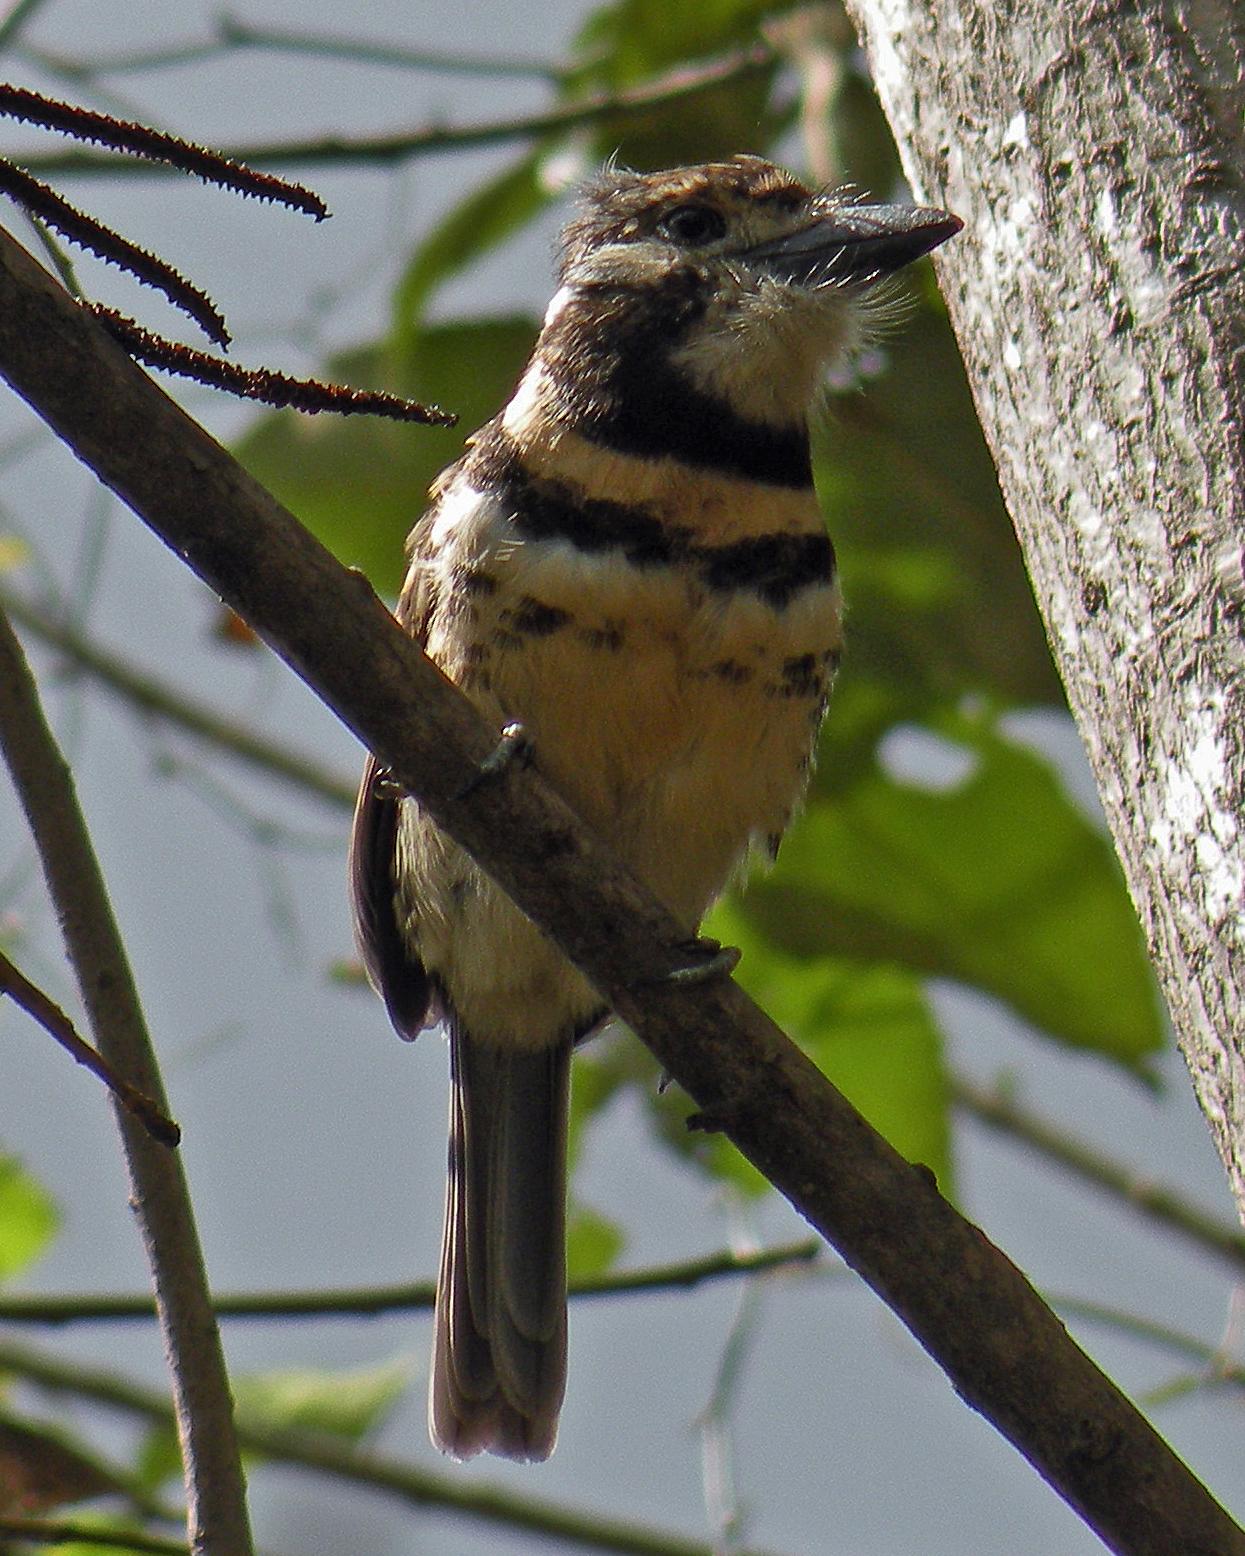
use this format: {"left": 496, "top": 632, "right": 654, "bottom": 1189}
{"left": 0, "top": 226, "right": 1240, "bottom": 1556}
{"left": 10, "top": 597, "right": 1245, "bottom": 1284}
{"left": 0, "top": 602, "right": 251, "bottom": 1551}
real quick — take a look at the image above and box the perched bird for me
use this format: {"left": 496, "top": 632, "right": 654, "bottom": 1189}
{"left": 351, "top": 155, "right": 960, "bottom": 1461}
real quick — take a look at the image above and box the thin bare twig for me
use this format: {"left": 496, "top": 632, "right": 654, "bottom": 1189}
{"left": 574, "top": 1237, "right": 825, "bottom": 1300}
{"left": 1056, "top": 1296, "right": 1245, "bottom": 1391}
{"left": 12, "top": 47, "right": 775, "bottom": 177}
{"left": 0, "top": 946, "right": 179, "bottom": 1144}
{"left": 0, "top": 1240, "right": 824, "bottom": 1324}
{"left": 695, "top": 1274, "right": 764, "bottom": 1552}
{"left": 953, "top": 1072, "right": 1245, "bottom": 1274}
{"left": 219, "top": 20, "right": 557, "bottom": 79}
{"left": 0, "top": 584, "right": 357, "bottom": 808}
{"left": 0, "top": 602, "right": 253, "bottom": 1556}
{"left": 767, "top": 5, "right": 856, "bottom": 190}
{"left": 0, "top": 1336, "right": 791, "bottom": 1556}
{"left": 22, "top": 208, "right": 79, "bottom": 294}
{"left": 23, "top": 23, "right": 559, "bottom": 83}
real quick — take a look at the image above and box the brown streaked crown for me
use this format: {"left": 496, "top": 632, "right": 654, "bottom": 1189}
{"left": 558, "top": 154, "right": 810, "bottom": 272}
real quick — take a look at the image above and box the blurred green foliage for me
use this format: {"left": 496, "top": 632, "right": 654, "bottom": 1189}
{"left": 18, "top": 1513, "right": 159, "bottom": 1556}
{"left": 0, "top": 1152, "right": 58, "bottom": 1282}
{"left": 136, "top": 1356, "right": 412, "bottom": 1490}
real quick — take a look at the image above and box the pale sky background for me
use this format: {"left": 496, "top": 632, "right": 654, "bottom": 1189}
{"left": 1, "top": 5, "right": 1241, "bottom": 1554}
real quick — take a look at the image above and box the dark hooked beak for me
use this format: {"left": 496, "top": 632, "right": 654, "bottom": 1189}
{"left": 739, "top": 203, "right": 963, "bottom": 286}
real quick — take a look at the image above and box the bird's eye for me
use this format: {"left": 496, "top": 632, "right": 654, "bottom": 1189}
{"left": 657, "top": 203, "right": 726, "bottom": 246}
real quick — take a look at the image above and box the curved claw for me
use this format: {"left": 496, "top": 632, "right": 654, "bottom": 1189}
{"left": 371, "top": 767, "right": 406, "bottom": 801}
{"left": 452, "top": 721, "right": 532, "bottom": 802}
{"left": 664, "top": 937, "right": 742, "bottom": 986}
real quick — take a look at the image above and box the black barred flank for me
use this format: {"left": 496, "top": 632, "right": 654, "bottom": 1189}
{"left": 506, "top": 597, "right": 572, "bottom": 636}
{"left": 468, "top": 428, "right": 686, "bottom": 568}
{"left": 699, "top": 533, "right": 836, "bottom": 607}
{"left": 465, "top": 431, "right": 835, "bottom": 605}
{"left": 537, "top": 283, "right": 813, "bottom": 489}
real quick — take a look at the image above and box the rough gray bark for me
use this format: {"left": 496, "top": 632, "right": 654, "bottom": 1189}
{"left": 843, "top": 0, "right": 1245, "bottom": 1204}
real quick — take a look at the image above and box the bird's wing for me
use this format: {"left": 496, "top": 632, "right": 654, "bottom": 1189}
{"left": 348, "top": 527, "right": 440, "bottom": 1041}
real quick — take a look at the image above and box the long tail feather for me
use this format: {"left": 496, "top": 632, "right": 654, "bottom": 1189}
{"left": 429, "top": 1023, "right": 570, "bottom": 1460}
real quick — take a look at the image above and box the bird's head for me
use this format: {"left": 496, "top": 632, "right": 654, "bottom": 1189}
{"left": 546, "top": 155, "right": 961, "bottom": 426}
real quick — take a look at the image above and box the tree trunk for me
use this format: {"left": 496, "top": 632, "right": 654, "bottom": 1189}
{"left": 843, "top": 0, "right": 1245, "bottom": 1204}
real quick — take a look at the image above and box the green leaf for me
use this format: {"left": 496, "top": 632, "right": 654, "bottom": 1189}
{"left": 574, "top": 0, "right": 784, "bottom": 82}
{"left": 748, "top": 709, "right": 1163, "bottom": 1067}
{"left": 706, "top": 899, "right": 952, "bottom": 1192}
{"left": 132, "top": 1423, "right": 180, "bottom": 1495}
{"left": 136, "top": 1355, "right": 413, "bottom": 1490}
{"left": 565, "top": 0, "right": 787, "bottom": 168}
{"left": 394, "top": 151, "right": 555, "bottom": 330}
{"left": 233, "top": 317, "right": 536, "bottom": 596}
{"left": 572, "top": 908, "right": 951, "bottom": 1197}
{"left": 233, "top": 1354, "right": 412, "bottom": 1441}
{"left": 0, "top": 1154, "right": 58, "bottom": 1282}
{"left": 567, "top": 1201, "right": 624, "bottom": 1278}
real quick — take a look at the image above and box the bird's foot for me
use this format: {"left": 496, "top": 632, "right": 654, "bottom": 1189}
{"left": 664, "top": 936, "right": 741, "bottom": 986}
{"left": 371, "top": 766, "right": 406, "bottom": 801}
{"left": 452, "top": 721, "right": 532, "bottom": 801}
